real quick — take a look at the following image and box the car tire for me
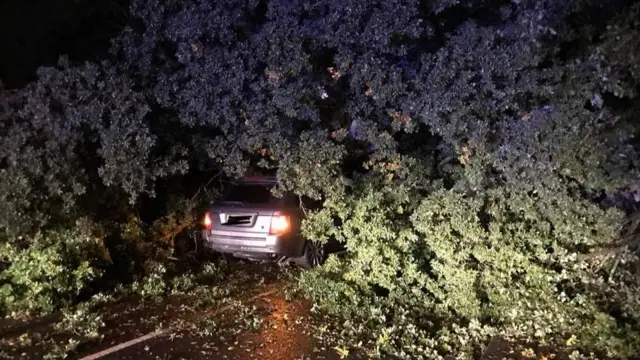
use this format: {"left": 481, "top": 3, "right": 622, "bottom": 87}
{"left": 292, "top": 240, "right": 324, "bottom": 269}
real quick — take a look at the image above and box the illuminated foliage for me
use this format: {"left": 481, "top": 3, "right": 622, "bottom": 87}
{"left": 1, "top": 0, "right": 639, "bottom": 357}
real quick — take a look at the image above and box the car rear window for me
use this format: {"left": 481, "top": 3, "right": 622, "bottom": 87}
{"left": 222, "top": 184, "right": 276, "bottom": 204}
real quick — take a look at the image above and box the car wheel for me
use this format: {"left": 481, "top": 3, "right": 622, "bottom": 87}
{"left": 293, "top": 240, "right": 324, "bottom": 269}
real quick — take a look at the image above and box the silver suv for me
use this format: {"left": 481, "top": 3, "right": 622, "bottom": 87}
{"left": 201, "top": 176, "right": 323, "bottom": 268}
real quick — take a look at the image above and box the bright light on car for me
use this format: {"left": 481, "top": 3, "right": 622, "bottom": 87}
{"left": 203, "top": 212, "right": 212, "bottom": 231}
{"left": 269, "top": 215, "right": 289, "bottom": 234}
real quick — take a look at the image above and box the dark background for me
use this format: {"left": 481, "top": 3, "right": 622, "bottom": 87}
{"left": 0, "top": 0, "right": 129, "bottom": 89}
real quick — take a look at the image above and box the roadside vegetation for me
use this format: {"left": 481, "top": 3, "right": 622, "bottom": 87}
{"left": 1, "top": 0, "right": 640, "bottom": 359}
{"left": 0, "top": 260, "right": 284, "bottom": 359}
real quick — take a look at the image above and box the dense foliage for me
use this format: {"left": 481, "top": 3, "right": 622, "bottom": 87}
{"left": 1, "top": 0, "right": 639, "bottom": 358}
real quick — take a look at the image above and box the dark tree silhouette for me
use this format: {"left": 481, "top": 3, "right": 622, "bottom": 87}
{"left": 1, "top": 0, "right": 639, "bottom": 357}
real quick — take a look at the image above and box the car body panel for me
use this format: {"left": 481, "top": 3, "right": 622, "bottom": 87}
{"left": 201, "top": 178, "right": 306, "bottom": 259}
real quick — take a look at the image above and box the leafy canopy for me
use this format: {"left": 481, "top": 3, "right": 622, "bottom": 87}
{"left": 1, "top": 0, "right": 639, "bottom": 357}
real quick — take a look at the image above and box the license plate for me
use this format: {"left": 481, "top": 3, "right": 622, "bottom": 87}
{"left": 225, "top": 215, "right": 252, "bottom": 224}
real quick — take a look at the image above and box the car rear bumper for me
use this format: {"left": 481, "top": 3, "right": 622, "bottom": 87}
{"left": 201, "top": 230, "right": 304, "bottom": 258}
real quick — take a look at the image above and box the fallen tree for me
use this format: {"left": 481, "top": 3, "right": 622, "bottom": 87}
{"left": 1, "top": 0, "right": 639, "bottom": 358}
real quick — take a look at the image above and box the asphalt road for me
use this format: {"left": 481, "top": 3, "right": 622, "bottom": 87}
{"left": 73, "top": 263, "right": 357, "bottom": 360}
{"left": 95, "top": 285, "right": 345, "bottom": 360}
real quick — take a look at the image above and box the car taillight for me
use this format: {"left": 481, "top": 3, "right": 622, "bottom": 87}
{"left": 203, "top": 212, "right": 212, "bottom": 231}
{"left": 269, "top": 215, "right": 290, "bottom": 235}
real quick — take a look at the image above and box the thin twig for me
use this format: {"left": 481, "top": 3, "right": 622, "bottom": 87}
{"left": 609, "top": 253, "right": 622, "bottom": 282}
{"left": 298, "top": 195, "right": 309, "bottom": 217}
{"left": 158, "top": 172, "right": 224, "bottom": 244}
